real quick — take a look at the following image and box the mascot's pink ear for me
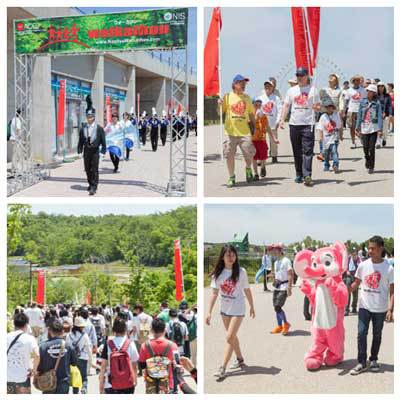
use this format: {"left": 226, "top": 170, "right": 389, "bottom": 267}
{"left": 294, "top": 249, "right": 313, "bottom": 278}
{"left": 333, "top": 241, "right": 348, "bottom": 274}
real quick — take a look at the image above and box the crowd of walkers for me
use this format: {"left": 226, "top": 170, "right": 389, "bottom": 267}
{"left": 7, "top": 301, "right": 197, "bottom": 394}
{"left": 218, "top": 68, "right": 394, "bottom": 187}
{"left": 207, "top": 236, "right": 394, "bottom": 379}
{"left": 76, "top": 106, "right": 197, "bottom": 195}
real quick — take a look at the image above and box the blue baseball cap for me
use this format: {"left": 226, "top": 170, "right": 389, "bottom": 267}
{"left": 232, "top": 74, "right": 249, "bottom": 83}
{"left": 295, "top": 67, "right": 309, "bottom": 77}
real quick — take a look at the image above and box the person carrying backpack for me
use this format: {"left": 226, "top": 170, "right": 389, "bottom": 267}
{"left": 66, "top": 317, "right": 91, "bottom": 394}
{"left": 167, "top": 309, "right": 189, "bottom": 356}
{"left": 99, "top": 317, "right": 138, "bottom": 394}
{"left": 89, "top": 307, "right": 105, "bottom": 347}
{"left": 187, "top": 306, "right": 197, "bottom": 367}
{"left": 139, "top": 318, "right": 178, "bottom": 394}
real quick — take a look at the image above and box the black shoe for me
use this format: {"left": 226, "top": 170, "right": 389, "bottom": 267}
{"left": 345, "top": 309, "right": 349, "bottom": 316}
{"left": 272, "top": 157, "right": 278, "bottom": 163}
{"left": 87, "top": 186, "right": 91, "bottom": 191}
{"left": 305, "top": 316, "right": 312, "bottom": 321}
{"left": 352, "top": 308, "right": 357, "bottom": 314}
{"left": 382, "top": 139, "right": 386, "bottom": 147}
{"left": 113, "top": 168, "right": 118, "bottom": 173}
{"left": 89, "top": 188, "right": 96, "bottom": 196}
{"left": 260, "top": 166, "right": 266, "bottom": 177}
{"left": 368, "top": 169, "right": 374, "bottom": 174}
{"left": 254, "top": 174, "right": 260, "bottom": 181}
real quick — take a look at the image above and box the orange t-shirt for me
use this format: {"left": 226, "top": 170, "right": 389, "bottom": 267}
{"left": 252, "top": 112, "right": 268, "bottom": 141}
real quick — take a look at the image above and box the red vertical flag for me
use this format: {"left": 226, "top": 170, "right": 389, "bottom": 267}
{"left": 36, "top": 270, "right": 45, "bottom": 305}
{"left": 291, "top": 7, "right": 312, "bottom": 75}
{"left": 57, "top": 79, "right": 66, "bottom": 136}
{"left": 106, "top": 95, "right": 112, "bottom": 123}
{"left": 174, "top": 239, "right": 184, "bottom": 301}
{"left": 306, "top": 7, "right": 320, "bottom": 68}
{"left": 204, "top": 7, "right": 222, "bottom": 96}
{"left": 86, "top": 289, "right": 92, "bottom": 305}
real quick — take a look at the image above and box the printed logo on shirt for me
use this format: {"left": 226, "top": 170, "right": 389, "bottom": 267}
{"left": 262, "top": 101, "right": 274, "bottom": 114}
{"left": 325, "top": 119, "right": 337, "bottom": 133}
{"left": 220, "top": 279, "right": 237, "bottom": 296}
{"left": 364, "top": 271, "right": 381, "bottom": 290}
{"left": 294, "top": 92, "right": 309, "bottom": 106}
{"left": 47, "top": 343, "right": 67, "bottom": 359}
{"left": 364, "top": 109, "right": 371, "bottom": 123}
{"left": 230, "top": 100, "right": 246, "bottom": 116}
{"left": 352, "top": 92, "right": 361, "bottom": 101}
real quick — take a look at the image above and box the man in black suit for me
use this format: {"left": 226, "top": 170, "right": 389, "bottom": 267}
{"left": 78, "top": 108, "right": 106, "bottom": 195}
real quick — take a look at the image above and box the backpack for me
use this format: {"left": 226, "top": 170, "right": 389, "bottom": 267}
{"left": 108, "top": 338, "right": 134, "bottom": 390}
{"left": 139, "top": 320, "right": 151, "bottom": 344}
{"left": 169, "top": 321, "right": 184, "bottom": 347}
{"left": 187, "top": 317, "right": 197, "bottom": 342}
{"left": 144, "top": 340, "right": 172, "bottom": 394}
{"left": 72, "top": 332, "right": 84, "bottom": 359}
{"left": 90, "top": 317, "right": 103, "bottom": 341}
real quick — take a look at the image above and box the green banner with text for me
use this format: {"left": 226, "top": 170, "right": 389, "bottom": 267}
{"left": 14, "top": 8, "right": 188, "bottom": 55}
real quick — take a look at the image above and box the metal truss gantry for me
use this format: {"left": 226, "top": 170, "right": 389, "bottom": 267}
{"left": 168, "top": 47, "right": 189, "bottom": 197}
{"left": 8, "top": 54, "right": 49, "bottom": 196}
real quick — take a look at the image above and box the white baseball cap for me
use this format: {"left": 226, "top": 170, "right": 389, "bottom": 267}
{"left": 366, "top": 84, "right": 378, "bottom": 93}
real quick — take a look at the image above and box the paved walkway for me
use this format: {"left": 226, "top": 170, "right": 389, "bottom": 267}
{"left": 204, "top": 125, "right": 393, "bottom": 197}
{"left": 11, "top": 135, "right": 197, "bottom": 197}
{"left": 204, "top": 284, "right": 393, "bottom": 394}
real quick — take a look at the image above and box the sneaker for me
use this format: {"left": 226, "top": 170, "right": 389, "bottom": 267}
{"left": 351, "top": 308, "right": 357, "bottom": 314}
{"left": 352, "top": 143, "right": 357, "bottom": 149}
{"left": 304, "top": 176, "right": 313, "bottom": 187}
{"left": 369, "top": 360, "right": 381, "bottom": 372}
{"left": 89, "top": 188, "right": 96, "bottom": 196}
{"left": 317, "top": 154, "right": 324, "bottom": 161}
{"left": 350, "top": 363, "right": 368, "bottom": 375}
{"left": 227, "top": 176, "right": 236, "bottom": 188}
{"left": 254, "top": 174, "right": 260, "bottom": 181}
{"left": 245, "top": 168, "right": 254, "bottom": 183}
{"left": 382, "top": 139, "right": 387, "bottom": 147}
{"left": 230, "top": 358, "right": 245, "bottom": 369}
{"left": 282, "top": 322, "right": 291, "bottom": 335}
{"left": 272, "top": 157, "right": 278, "bottom": 164}
{"left": 295, "top": 176, "right": 303, "bottom": 184}
{"left": 213, "top": 366, "right": 227, "bottom": 378}
{"left": 270, "top": 325, "right": 283, "bottom": 334}
{"left": 333, "top": 166, "right": 339, "bottom": 174}
{"left": 260, "top": 166, "right": 267, "bottom": 177}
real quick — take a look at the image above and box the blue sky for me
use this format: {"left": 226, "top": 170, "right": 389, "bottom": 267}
{"left": 30, "top": 204, "right": 183, "bottom": 216}
{"left": 78, "top": 7, "right": 197, "bottom": 71}
{"left": 205, "top": 204, "right": 393, "bottom": 245}
{"left": 205, "top": 7, "right": 393, "bottom": 97}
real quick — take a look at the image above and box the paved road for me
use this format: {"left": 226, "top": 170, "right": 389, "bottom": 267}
{"left": 11, "top": 135, "right": 197, "bottom": 197}
{"left": 204, "top": 284, "right": 393, "bottom": 394}
{"left": 204, "top": 125, "right": 393, "bottom": 197}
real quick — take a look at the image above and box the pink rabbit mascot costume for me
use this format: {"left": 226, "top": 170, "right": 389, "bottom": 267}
{"left": 294, "top": 241, "right": 348, "bottom": 370}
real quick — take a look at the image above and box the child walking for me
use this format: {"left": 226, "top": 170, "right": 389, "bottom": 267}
{"left": 252, "top": 99, "right": 279, "bottom": 180}
{"left": 316, "top": 100, "right": 343, "bottom": 173}
{"left": 206, "top": 245, "right": 255, "bottom": 379}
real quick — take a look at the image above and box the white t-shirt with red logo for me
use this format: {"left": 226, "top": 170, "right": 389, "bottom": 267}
{"left": 211, "top": 267, "right": 250, "bottom": 316}
{"left": 345, "top": 86, "right": 367, "bottom": 113}
{"left": 258, "top": 92, "right": 282, "bottom": 129}
{"left": 317, "top": 112, "right": 342, "bottom": 149}
{"left": 355, "top": 258, "right": 394, "bottom": 313}
{"left": 284, "top": 85, "right": 320, "bottom": 126}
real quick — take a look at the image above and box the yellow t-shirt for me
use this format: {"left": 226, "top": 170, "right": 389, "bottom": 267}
{"left": 222, "top": 92, "right": 254, "bottom": 137}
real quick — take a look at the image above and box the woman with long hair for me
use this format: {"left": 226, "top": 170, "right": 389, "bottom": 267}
{"left": 206, "top": 244, "right": 255, "bottom": 379}
{"left": 376, "top": 82, "right": 392, "bottom": 148}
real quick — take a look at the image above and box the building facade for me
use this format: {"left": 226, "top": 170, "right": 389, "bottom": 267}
{"left": 7, "top": 7, "right": 197, "bottom": 163}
